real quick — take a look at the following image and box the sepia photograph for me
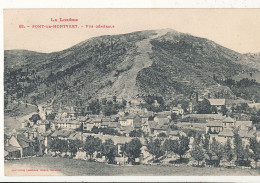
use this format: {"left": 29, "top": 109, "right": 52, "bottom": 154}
{"left": 3, "top": 8, "right": 260, "bottom": 178}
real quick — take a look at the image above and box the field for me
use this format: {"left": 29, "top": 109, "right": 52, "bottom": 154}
{"left": 5, "top": 103, "right": 37, "bottom": 117}
{"left": 4, "top": 103, "right": 37, "bottom": 130}
{"left": 5, "top": 156, "right": 260, "bottom": 176}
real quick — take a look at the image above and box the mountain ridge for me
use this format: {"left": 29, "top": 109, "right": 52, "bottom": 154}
{"left": 4, "top": 29, "right": 260, "bottom": 106}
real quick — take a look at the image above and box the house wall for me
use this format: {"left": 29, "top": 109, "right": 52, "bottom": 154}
{"left": 22, "top": 146, "right": 35, "bottom": 157}
{"left": 256, "top": 134, "right": 260, "bottom": 142}
{"left": 5, "top": 150, "right": 21, "bottom": 159}
{"left": 58, "top": 123, "right": 81, "bottom": 130}
{"left": 120, "top": 120, "right": 133, "bottom": 127}
{"left": 206, "top": 126, "right": 223, "bottom": 133}
{"left": 141, "top": 118, "right": 148, "bottom": 124}
{"left": 242, "top": 138, "right": 250, "bottom": 147}
{"left": 9, "top": 136, "right": 20, "bottom": 148}
{"left": 223, "top": 122, "right": 234, "bottom": 128}
{"left": 93, "top": 123, "right": 101, "bottom": 128}
{"left": 84, "top": 123, "right": 94, "bottom": 131}
{"left": 38, "top": 124, "right": 47, "bottom": 133}
{"left": 154, "top": 130, "right": 166, "bottom": 136}
{"left": 75, "top": 150, "right": 87, "bottom": 159}
{"left": 142, "top": 126, "right": 150, "bottom": 134}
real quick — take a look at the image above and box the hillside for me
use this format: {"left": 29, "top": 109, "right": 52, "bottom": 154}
{"left": 136, "top": 31, "right": 258, "bottom": 97}
{"left": 4, "top": 29, "right": 259, "bottom": 107}
{"left": 242, "top": 53, "right": 260, "bottom": 70}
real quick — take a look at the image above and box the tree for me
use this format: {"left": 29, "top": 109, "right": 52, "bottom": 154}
{"left": 211, "top": 106, "right": 218, "bottom": 114}
{"left": 49, "top": 138, "right": 60, "bottom": 156}
{"left": 29, "top": 114, "right": 41, "bottom": 123}
{"left": 172, "top": 136, "right": 190, "bottom": 159}
{"left": 59, "top": 140, "right": 69, "bottom": 156}
{"left": 231, "top": 106, "right": 235, "bottom": 113}
{"left": 220, "top": 105, "right": 228, "bottom": 116}
{"left": 250, "top": 115, "right": 260, "bottom": 125}
{"left": 233, "top": 134, "right": 245, "bottom": 161}
{"left": 224, "top": 139, "right": 234, "bottom": 166}
{"left": 163, "top": 139, "right": 175, "bottom": 155}
{"left": 91, "top": 126, "right": 99, "bottom": 134}
{"left": 206, "top": 148, "right": 215, "bottom": 161}
{"left": 158, "top": 132, "right": 167, "bottom": 137}
{"left": 46, "top": 113, "right": 56, "bottom": 120}
{"left": 124, "top": 138, "right": 142, "bottom": 164}
{"left": 211, "top": 139, "right": 224, "bottom": 166}
{"left": 197, "top": 99, "right": 212, "bottom": 114}
{"left": 203, "top": 133, "right": 210, "bottom": 150}
{"left": 244, "top": 145, "right": 250, "bottom": 161}
{"left": 102, "top": 103, "right": 119, "bottom": 116}
{"left": 191, "top": 145, "right": 204, "bottom": 166}
{"left": 240, "top": 103, "right": 249, "bottom": 113}
{"left": 33, "top": 137, "right": 41, "bottom": 156}
{"left": 69, "top": 139, "right": 83, "bottom": 158}
{"left": 84, "top": 136, "right": 102, "bottom": 160}
{"left": 102, "top": 139, "right": 117, "bottom": 164}
{"left": 113, "top": 96, "right": 117, "bottom": 103}
{"left": 4, "top": 134, "right": 8, "bottom": 145}
{"left": 89, "top": 100, "right": 101, "bottom": 115}
{"left": 194, "top": 134, "right": 202, "bottom": 146}
{"left": 171, "top": 113, "right": 178, "bottom": 121}
{"left": 208, "top": 128, "right": 213, "bottom": 134}
{"left": 249, "top": 138, "right": 260, "bottom": 168}
{"left": 122, "top": 99, "right": 127, "bottom": 107}
{"left": 41, "top": 144, "right": 46, "bottom": 155}
{"left": 129, "top": 129, "right": 143, "bottom": 137}
{"left": 68, "top": 140, "right": 78, "bottom": 158}
{"left": 146, "top": 138, "right": 165, "bottom": 161}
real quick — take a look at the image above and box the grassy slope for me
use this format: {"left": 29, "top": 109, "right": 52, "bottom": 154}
{"left": 5, "top": 156, "right": 260, "bottom": 176}
{"left": 4, "top": 104, "right": 37, "bottom": 130}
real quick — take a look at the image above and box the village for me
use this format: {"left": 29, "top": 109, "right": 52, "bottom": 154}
{"left": 4, "top": 93, "right": 260, "bottom": 168}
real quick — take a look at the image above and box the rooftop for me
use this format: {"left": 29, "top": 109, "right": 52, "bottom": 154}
{"left": 185, "top": 114, "right": 225, "bottom": 120}
{"left": 223, "top": 116, "right": 235, "bottom": 123}
{"left": 218, "top": 128, "right": 234, "bottom": 137}
{"left": 238, "top": 129, "right": 256, "bottom": 138}
{"left": 154, "top": 124, "right": 168, "bottom": 130}
{"left": 208, "top": 99, "right": 226, "bottom": 106}
{"left": 5, "top": 145, "right": 20, "bottom": 152}
{"left": 154, "top": 114, "right": 169, "bottom": 119}
{"left": 235, "top": 121, "right": 253, "bottom": 128}
{"left": 51, "top": 130, "right": 73, "bottom": 138}
{"left": 206, "top": 120, "right": 223, "bottom": 127}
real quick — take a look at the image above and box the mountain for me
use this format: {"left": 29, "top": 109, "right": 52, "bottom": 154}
{"left": 242, "top": 53, "right": 260, "bottom": 70}
{"left": 4, "top": 29, "right": 260, "bottom": 106}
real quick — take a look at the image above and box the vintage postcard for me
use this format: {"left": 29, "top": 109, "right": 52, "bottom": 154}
{"left": 3, "top": 9, "right": 260, "bottom": 177}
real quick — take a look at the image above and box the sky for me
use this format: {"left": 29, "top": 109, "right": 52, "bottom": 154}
{"left": 4, "top": 9, "right": 260, "bottom": 53}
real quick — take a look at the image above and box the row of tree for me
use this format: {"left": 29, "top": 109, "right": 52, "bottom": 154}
{"left": 49, "top": 136, "right": 119, "bottom": 164}
{"left": 190, "top": 134, "right": 260, "bottom": 167}
{"left": 49, "top": 134, "right": 260, "bottom": 167}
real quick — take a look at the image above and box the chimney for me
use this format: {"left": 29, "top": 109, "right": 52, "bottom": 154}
{"left": 80, "top": 131, "right": 83, "bottom": 141}
{"left": 196, "top": 92, "right": 198, "bottom": 103}
{"left": 24, "top": 132, "right": 29, "bottom": 138}
{"left": 29, "top": 133, "right": 33, "bottom": 140}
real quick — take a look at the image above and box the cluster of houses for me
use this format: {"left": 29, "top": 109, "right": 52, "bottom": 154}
{"left": 181, "top": 112, "right": 260, "bottom": 146}
{"left": 206, "top": 116, "right": 260, "bottom": 146}
{"left": 4, "top": 100, "right": 184, "bottom": 160}
{"left": 4, "top": 96, "right": 260, "bottom": 163}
